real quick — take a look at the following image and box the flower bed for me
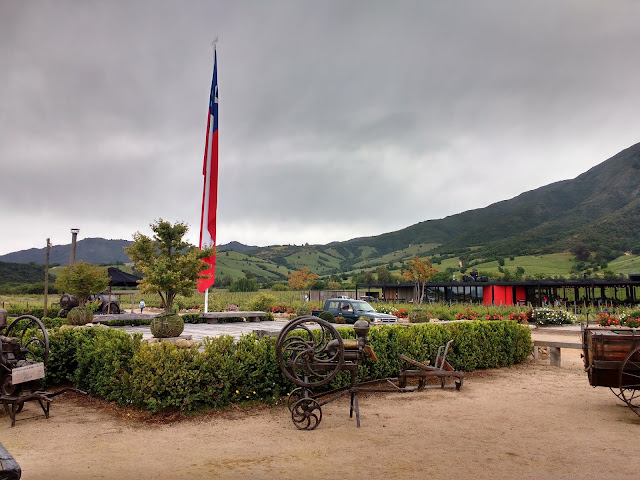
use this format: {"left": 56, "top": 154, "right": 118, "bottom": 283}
{"left": 531, "top": 308, "right": 576, "bottom": 325}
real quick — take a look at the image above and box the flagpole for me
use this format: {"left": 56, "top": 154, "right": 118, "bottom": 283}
{"left": 203, "top": 36, "right": 218, "bottom": 314}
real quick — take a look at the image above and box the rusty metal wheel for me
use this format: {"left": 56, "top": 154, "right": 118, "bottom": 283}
{"left": 609, "top": 387, "right": 627, "bottom": 404}
{"left": 287, "top": 387, "right": 313, "bottom": 412}
{"left": 291, "top": 398, "right": 322, "bottom": 430}
{"left": 1, "top": 375, "right": 16, "bottom": 396}
{"left": 619, "top": 346, "right": 640, "bottom": 417}
{"left": 276, "top": 316, "right": 344, "bottom": 388}
{"left": 4, "top": 315, "right": 49, "bottom": 364}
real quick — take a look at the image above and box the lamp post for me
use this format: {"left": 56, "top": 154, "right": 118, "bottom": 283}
{"left": 70, "top": 228, "right": 80, "bottom": 265}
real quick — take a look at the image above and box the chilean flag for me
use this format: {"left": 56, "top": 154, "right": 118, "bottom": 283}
{"left": 197, "top": 49, "right": 218, "bottom": 293}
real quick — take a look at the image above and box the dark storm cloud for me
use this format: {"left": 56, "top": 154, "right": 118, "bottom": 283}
{"left": 1, "top": 1, "right": 640, "bottom": 254}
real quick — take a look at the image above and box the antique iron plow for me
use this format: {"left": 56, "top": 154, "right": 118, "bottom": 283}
{"left": 276, "top": 316, "right": 464, "bottom": 430}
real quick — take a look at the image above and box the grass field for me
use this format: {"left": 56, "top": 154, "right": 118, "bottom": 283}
{"left": 472, "top": 253, "right": 577, "bottom": 276}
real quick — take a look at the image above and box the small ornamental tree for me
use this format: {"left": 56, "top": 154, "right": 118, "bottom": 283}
{"left": 403, "top": 256, "right": 437, "bottom": 307}
{"left": 54, "top": 261, "right": 109, "bottom": 305}
{"left": 288, "top": 266, "right": 319, "bottom": 291}
{"left": 124, "top": 219, "right": 214, "bottom": 313}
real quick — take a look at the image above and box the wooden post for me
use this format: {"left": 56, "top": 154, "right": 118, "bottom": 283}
{"left": 44, "top": 238, "right": 51, "bottom": 318}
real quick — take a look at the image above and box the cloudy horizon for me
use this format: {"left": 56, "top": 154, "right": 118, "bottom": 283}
{"left": 2, "top": 1, "right": 639, "bottom": 255}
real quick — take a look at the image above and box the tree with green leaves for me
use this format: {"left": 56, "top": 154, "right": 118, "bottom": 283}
{"left": 402, "top": 256, "right": 437, "bottom": 307}
{"left": 376, "top": 265, "right": 395, "bottom": 284}
{"left": 54, "top": 261, "right": 109, "bottom": 305}
{"left": 124, "top": 219, "right": 214, "bottom": 313}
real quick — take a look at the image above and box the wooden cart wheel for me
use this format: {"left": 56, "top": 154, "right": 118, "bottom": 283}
{"left": 619, "top": 346, "right": 640, "bottom": 417}
{"left": 608, "top": 387, "right": 627, "bottom": 404}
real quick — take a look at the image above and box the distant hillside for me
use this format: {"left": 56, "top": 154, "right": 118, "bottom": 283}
{"left": 0, "top": 261, "right": 55, "bottom": 285}
{"left": 339, "top": 141, "right": 640, "bottom": 262}
{"left": 0, "top": 238, "right": 132, "bottom": 265}
{"left": 0, "top": 239, "right": 257, "bottom": 266}
{"left": 217, "top": 241, "right": 258, "bottom": 254}
{"left": 3, "top": 141, "right": 640, "bottom": 277}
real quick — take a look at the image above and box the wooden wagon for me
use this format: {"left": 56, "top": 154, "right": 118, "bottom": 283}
{"left": 582, "top": 325, "right": 640, "bottom": 416}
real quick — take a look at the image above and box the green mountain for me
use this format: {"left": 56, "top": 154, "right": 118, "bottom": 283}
{"left": 337, "top": 141, "right": 640, "bottom": 262}
{"left": 2, "top": 141, "right": 640, "bottom": 279}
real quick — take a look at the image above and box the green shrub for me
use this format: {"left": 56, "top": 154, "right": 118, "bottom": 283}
{"left": 318, "top": 311, "right": 335, "bottom": 323}
{"left": 43, "top": 320, "right": 531, "bottom": 414}
{"left": 102, "top": 318, "right": 152, "bottom": 327}
{"left": 181, "top": 313, "right": 207, "bottom": 324}
{"left": 67, "top": 306, "right": 93, "bottom": 326}
{"left": 408, "top": 309, "right": 431, "bottom": 323}
{"left": 296, "top": 305, "right": 312, "bottom": 316}
{"left": 41, "top": 317, "right": 66, "bottom": 329}
{"left": 249, "top": 292, "right": 277, "bottom": 312}
{"left": 73, "top": 327, "right": 140, "bottom": 403}
{"left": 263, "top": 311, "right": 274, "bottom": 321}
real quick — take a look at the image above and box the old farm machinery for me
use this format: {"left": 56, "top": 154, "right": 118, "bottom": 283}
{"left": 582, "top": 324, "right": 640, "bottom": 417}
{"left": 275, "top": 316, "right": 464, "bottom": 430}
{"left": 0, "top": 309, "right": 58, "bottom": 427}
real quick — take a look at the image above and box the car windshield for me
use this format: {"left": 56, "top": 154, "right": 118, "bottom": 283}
{"left": 352, "top": 301, "right": 376, "bottom": 312}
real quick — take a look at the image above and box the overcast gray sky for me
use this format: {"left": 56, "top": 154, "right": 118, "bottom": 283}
{"left": 2, "top": 0, "right": 639, "bottom": 255}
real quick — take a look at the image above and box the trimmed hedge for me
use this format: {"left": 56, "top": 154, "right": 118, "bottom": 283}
{"left": 43, "top": 321, "right": 531, "bottom": 413}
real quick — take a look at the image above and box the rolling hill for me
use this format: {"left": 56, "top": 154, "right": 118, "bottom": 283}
{"left": 2, "top": 141, "right": 640, "bottom": 280}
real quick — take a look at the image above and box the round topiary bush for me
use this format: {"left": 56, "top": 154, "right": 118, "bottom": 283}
{"left": 296, "top": 305, "right": 312, "bottom": 316}
{"left": 318, "top": 311, "right": 335, "bottom": 323}
{"left": 150, "top": 313, "right": 185, "bottom": 338}
{"left": 67, "top": 306, "right": 94, "bottom": 326}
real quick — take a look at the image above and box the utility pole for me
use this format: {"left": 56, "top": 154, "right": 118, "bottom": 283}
{"left": 44, "top": 238, "right": 51, "bottom": 318}
{"left": 70, "top": 228, "right": 79, "bottom": 265}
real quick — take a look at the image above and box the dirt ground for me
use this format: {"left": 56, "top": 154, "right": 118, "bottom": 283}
{"left": 3, "top": 328, "right": 640, "bottom": 480}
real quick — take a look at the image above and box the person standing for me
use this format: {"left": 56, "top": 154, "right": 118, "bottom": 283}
{"left": 139, "top": 299, "right": 145, "bottom": 313}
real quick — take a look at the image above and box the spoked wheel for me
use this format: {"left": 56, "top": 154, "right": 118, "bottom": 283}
{"left": 1, "top": 375, "right": 16, "bottom": 396}
{"left": 276, "top": 316, "right": 344, "bottom": 388}
{"left": 4, "top": 315, "right": 50, "bottom": 364}
{"left": 287, "top": 387, "right": 313, "bottom": 412}
{"left": 619, "top": 346, "right": 640, "bottom": 417}
{"left": 291, "top": 398, "right": 322, "bottom": 430}
{"left": 609, "top": 387, "right": 627, "bottom": 404}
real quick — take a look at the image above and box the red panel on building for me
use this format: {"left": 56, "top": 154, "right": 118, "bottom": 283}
{"left": 483, "top": 285, "right": 493, "bottom": 305}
